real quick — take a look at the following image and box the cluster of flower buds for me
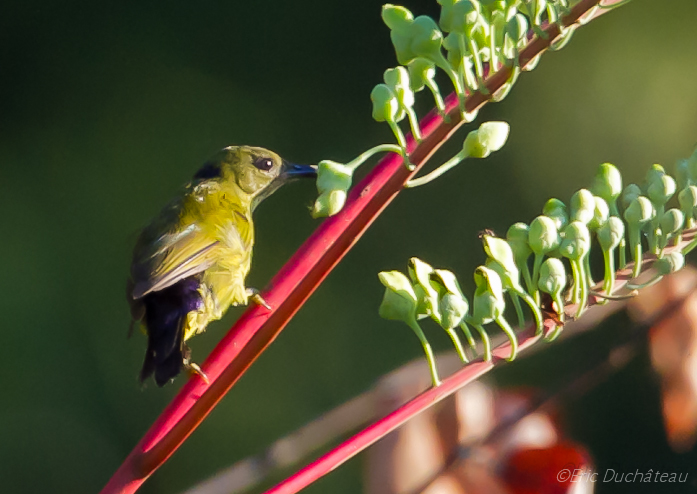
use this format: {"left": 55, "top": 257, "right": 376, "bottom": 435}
{"left": 313, "top": 121, "right": 509, "bottom": 217}
{"left": 372, "top": 0, "right": 579, "bottom": 151}
{"left": 379, "top": 147, "right": 697, "bottom": 387}
{"left": 313, "top": 0, "right": 623, "bottom": 219}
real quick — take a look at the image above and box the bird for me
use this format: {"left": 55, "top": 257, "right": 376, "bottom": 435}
{"left": 127, "top": 145, "right": 316, "bottom": 386}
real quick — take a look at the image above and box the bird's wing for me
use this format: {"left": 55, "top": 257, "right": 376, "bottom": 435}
{"left": 130, "top": 219, "right": 222, "bottom": 300}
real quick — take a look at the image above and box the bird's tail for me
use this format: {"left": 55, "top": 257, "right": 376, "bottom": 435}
{"left": 140, "top": 276, "right": 204, "bottom": 386}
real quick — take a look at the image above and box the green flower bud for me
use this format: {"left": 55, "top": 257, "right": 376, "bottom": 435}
{"left": 598, "top": 216, "right": 625, "bottom": 251}
{"left": 588, "top": 196, "right": 609, "bottom": 231}
{"left": 411, "top": 16, "right": 447, "bottom": 61}
{"left": 679, "top": 185, "right": 697, "bottom": 227}
{"left": 591, "top": 162, "right": 622, "bottom": 205}
{"left": 560, "top": 221, "right": 591, "bottom": 260}
{"left": 463, "top": 121, "right": 510, "bottom": 158}
{"left": 621, "top": 183, "right": 642, "bottom": 210}
{"left": 654, "top": 251, "right": 685, "bottom": 276}
{"left": 538, "top": 257, "right": 567, "bottom": 298}
{"left": 529, "top": 216, "right": 561, "bottom": 255}
{"left": 407, "top": 58, "right": 436, "bottom": 92}
{"left": 381, "top": 4, "right": 414, "bottom": 30}
{"left": 316, "top": 160, "right": 352, "bottom": 195}
{"left": 624, "top": 195, "right": 655, "bottom": 278}
{"left": 382, "top": 5, "right": 418, "bottom": 65}
{"left": 570, "top": 188, "right": 595, "bottom": 224}
{"left": 312, "top": 190, "right": 347, "bottom": 218}
{"left": 661, "top": 208, "right": 684, "bottom": 234}
{"left": 597, "top": 216, "right": 625, "bottom": 298}
{"left": 450, "top": 0, "right": 482, "bottom": 36}
{"left": 370, "top": 84, "right": 400, "bottom": 123}
{"left": 507, "top": 222, "right": 532, "bottom": 262}
{"left": 378, "top": 271, "right": 418, "bottom": 323}
{"left": 384, "top": 66, "right": 415, "bottom": 110}
{"left": 482, "top": 234, "right": 518, "bottom": 277}
{"left": 472, "top": 266, "right": 504, "bottom": 322}
{"left": 472, "top": 265, "right": 517, "bottom": 361}
{"left": 647, "top": 174, "right": 676, "bottom": 207}
{"left": 474, "top": 265, "right": 504, "bottom": 301}
{"left": 431, "top": 269, "right": 469, "bottom": 330}
{"left": 542, "top": 198, "right": 568, "bottom": 230}
{"left": 408, "top": 257, "right": 440, "bottom": 321}
{"left": 624, "top": 196, "right": 655, "bottom": 225}
{"left": 644, "top": 163, "right": 666, "bottom": 191}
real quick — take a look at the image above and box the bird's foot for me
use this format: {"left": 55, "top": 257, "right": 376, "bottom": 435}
{"left": 246, "top": 288, "right": 271, "bottom": 310}
{"left": 184, "top": 360, "right": 209, "bottom": 383}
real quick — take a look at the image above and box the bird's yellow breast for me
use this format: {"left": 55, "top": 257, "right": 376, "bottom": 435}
{"left": 180, "top": 183, "right": 255, "bottom": 339}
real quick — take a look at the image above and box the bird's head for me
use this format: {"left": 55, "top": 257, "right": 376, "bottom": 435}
{"left": 193, "top": 145, "right": 316, "bottom": 209}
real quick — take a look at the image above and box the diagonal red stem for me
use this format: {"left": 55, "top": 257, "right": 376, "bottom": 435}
{"left": 100, "top": 1, "right": 623, "bottom": 492}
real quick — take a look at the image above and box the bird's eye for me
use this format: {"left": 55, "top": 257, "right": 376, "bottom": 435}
{"left": 253, "top": 157, "right": 274, "bottom": 172}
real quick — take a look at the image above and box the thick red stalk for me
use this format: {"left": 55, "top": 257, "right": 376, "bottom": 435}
{"left": 100, "top": 1, "right": 622, "bottom": 492}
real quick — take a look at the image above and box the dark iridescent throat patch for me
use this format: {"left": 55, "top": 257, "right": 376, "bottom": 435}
{"left": 193, "top": 161, "right": 222, "bottom": 180}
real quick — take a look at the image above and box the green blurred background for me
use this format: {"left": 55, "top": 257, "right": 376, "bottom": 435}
{"left": 2, "top": 0, "right": 697, "bottom": 492}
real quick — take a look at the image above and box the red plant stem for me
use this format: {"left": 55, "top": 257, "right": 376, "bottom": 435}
{"left": 100, "top": 1, "right": 621, "bottom": 493}
{"left": 265, "top": 323, "right": 545, "bottom": 494}
{"left": 265, "top": 233, "right": 696, "bottom": 494}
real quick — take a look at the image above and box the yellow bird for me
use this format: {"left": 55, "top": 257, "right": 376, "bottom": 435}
{"left": 128, "top": 146, "right": 316, "bottom": 386}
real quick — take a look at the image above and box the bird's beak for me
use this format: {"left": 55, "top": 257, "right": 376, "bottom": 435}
{"left": 280, "top": 161, "right": 317, "bottom": 180}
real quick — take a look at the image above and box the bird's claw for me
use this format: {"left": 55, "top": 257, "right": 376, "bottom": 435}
{"left": 246, "top": 288, "right": 272, "bottom": 310}
{"left": 184, "top": 360, "right": 209, "bottom": 383}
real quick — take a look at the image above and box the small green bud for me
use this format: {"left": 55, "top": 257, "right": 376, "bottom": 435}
{"left": 381, "top": 4, "right": 414, "bottom": 31}
{"left": 378, "top": 271, "right": 418, "bottom": 323}
{"left": 408, "top": 257, "right": 440, "bottom": 320}
{"left": 370, "top": 84, "right": 400, "bottom": 123}
{"left": 316, "top": 160, "right": 352, "bottom": 194}
{"left": 482, "top": 234, "right": 519, "bottom": 278}
{"left": 588, "top": 196, "right": 609, "bottom": 231}
{"left": 472, "top": 266, "right": 505, "bottom": 325}
{"left": 621, "top": 183, "right": 642, "bottom": 210}
{"left": 644, "top": 164, "right": 666, "bottom": 190}
{"left": 507, "top": 222, "right": 532, "bottom": 261}
{"left": 450, "top": 0, "right": 482, "bottom": 36}
{"left": 624, "top": 196, "right": 655, "bottom": 226}
{"left": 411, "top": 16, "right": 447, "bottom": 61}
{"left": 474, "top": 265, "right": 504, "bottom": 301}
{"left": 463, "top": 121, "right": 510, "bottom": 158}
{"left": 679, "top": 185, "right": 697, "bottom": 224}
{"left": 660, "top": 208, "right": 684, "bottom": 237}
{"left": 431, "top": 269, "right": 469, "bottom": 329}
{"left": 570, "top": 189, "right": 595, "bottom": 224}
{"left": 591, "top": 163, "right": 622, "bottom": 205}
{"left": 647, "top": 174, "right": 676, "bottom": 207}
{"left": 538, "top": 257, "right": 567, "bottom": 296}
{"left": 542, "top": 198, "right": 568, "bottom": 230}
{"left": 654, "top": 251, "right": 685, "bottom": 275}
{"left": 311, "top": 160, "right": 353, "bottom": 218}
{"left": 384, "top": 66, "right": 415, "bottom": 110}
{"left": 560, "top": 221, "right": 591, "bottom": 260}
{"left": 529, "top": 216, "right": 561, "bottom": 255}
{"left": 312, "top": 190, "right": 347, "bottom": 218}
{"left": 406, "top": 58, "right": 436, "bottom": 92}
{"left": 597, "top": 216, "right": 625, "bottom": 251}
